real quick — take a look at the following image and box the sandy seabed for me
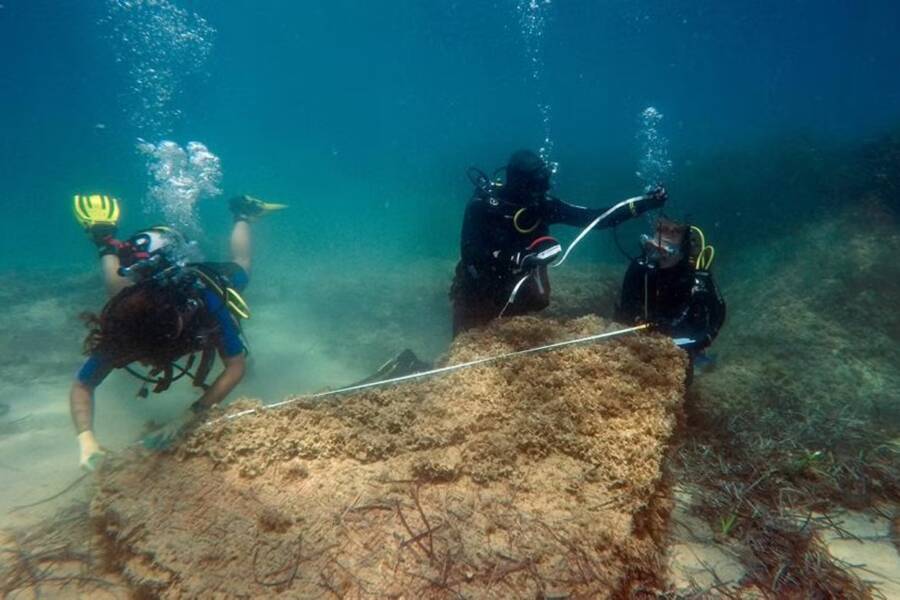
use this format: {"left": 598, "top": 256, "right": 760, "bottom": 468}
{"left": 2, "top": 197, "right": 899, "bottom": 597}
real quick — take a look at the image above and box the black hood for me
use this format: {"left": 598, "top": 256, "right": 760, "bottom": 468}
{"left": 505, "top": 149, "right": 551, "bottom": 203}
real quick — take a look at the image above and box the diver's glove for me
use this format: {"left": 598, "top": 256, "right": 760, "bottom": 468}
{"left": 603, "top": 187, "right": 668, "bottom": 227}
{"left": 78, "top": 430, "right": 106, "bottom": 472}
{"left": 86, "top": 223, "right": 118, "bottom": 243}
{"left": 628, "top": 186, "right": 669, "bottom": 217}
{"left": 513, "top": 236, "right": 562, "bottom": 271}
{"left": 141, "top": 401, "right": 207, "bottom": 452}
{"left": 89, "top": 227, "right": 122, "bottom": 258}
{"left": 641, "top": 186, "right": 668, "bottom": 211}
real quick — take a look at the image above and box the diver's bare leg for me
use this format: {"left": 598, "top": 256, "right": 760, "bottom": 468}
{"left": 230, "top": 220, "right": 252, "bottom": 274}
{"left": 100, "top": 254, "right": 131, "bottom": 297}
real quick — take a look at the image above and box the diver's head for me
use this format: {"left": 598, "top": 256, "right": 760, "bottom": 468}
{"left": 81, "top": 282, "right": 197, "bottom": 369}
{"left": 642, "top": 217, "right": 689, "bottom": 269}
{"left": 505, "top": 149, "right": 552, "bottom": 205}
{"left": 118, "top": 226, "right": 195, "bottom": 281}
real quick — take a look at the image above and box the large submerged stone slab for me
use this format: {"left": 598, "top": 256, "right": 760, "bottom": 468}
{"left": 92, "top": 315, "right": 686, "bottom": 598}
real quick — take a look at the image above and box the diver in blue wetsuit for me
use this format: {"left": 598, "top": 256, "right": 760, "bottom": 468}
{"left": 69, "top": 194, "right": 285, "bottom": 470}
{"left": 615, "top": 216, "right": 726, "bottom": 384}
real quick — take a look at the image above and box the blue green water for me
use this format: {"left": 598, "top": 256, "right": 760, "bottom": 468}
{"left": 2, "top": 0, "right": 899, "bottom": 269}
{"left": 2, "top": 4, "right": 900, "bottom": 578}
{"left": 0, "top": 0, "right": 898, "bottom": 417}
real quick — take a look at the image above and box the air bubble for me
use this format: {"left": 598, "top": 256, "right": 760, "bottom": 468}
{"left": 138, "top": 140, "right": 222, "bottom": 232}
{"left": 516, "top": 0, "right": 555, "bottom": 167}
{"left": 102, "top": 0, "right": 215, "bottom": 136}
{"left": 636, "top": 107, "right": 673, "bottom": 192}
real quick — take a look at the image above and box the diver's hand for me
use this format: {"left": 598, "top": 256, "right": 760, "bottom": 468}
{"left": 78, "top": 430, "right": 106, "bottom": 471}
{"left": 639, "top": 186, "right": 667, "bottom": 211}
{"left": 518, "top": 252, "right": 543, "bottom": 270}
{"left": 86, "top": 223, "right": 118, "bottom": 243}
{"left": 141, "top": 408, "right": 201, "bottom": 452}
{"left": 604, "top": 189, "right": 668, "bottom": 228}
{"left": 513, "top": 237, "right": 562, "bottom": 271}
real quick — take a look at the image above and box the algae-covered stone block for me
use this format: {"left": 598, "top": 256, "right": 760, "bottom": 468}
{"left": 92, "top": 315, "right": 686, "bottom": 598}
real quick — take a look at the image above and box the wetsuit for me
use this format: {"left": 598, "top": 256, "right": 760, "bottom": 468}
{"left": 616, "top": 256, "right": 725, "bottom": 381}
{"left": 450, "top": 190, "right": 621, "bottom": 336}
{"left": 76, "top": 262, "right": 248, "bottom": 388}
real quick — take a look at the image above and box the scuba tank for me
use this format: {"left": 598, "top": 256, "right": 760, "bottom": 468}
{"left": 111, "top": 227, "right": 250, "bottom": 396}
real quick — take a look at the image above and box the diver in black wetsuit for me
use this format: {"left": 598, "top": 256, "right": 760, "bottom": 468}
{"left": 615, "top": 216, "right": 726, "bottom": 383}
{"left": 450, "top": 149, "right": 667, "bottom": 336}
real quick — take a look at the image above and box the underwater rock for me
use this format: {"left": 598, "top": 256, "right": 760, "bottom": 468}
{"left": 91, "top": 315, "right": 686, "bottom": 598}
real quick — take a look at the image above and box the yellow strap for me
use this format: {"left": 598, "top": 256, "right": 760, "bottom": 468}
{"left": 192, "top": 269, "right": 224, "bottom": 296}
{"left": 192, "top": 268, "right": 250, "bottom": 320}
{"left": 513, "top": 208, "right": 540, "bottom": 234}
{"left": 226, "top": 288, "right": 251, "bottom": 319}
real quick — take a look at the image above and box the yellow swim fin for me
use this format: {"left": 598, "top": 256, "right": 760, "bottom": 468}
{"left": 73, "top": 194, "right": 121, "bottom": 230}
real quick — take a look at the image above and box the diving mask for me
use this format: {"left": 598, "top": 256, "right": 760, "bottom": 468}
{"left": 641, "top": 234, "right": 680, "bottom": 261}
{"left": 642, "top": 218, "right": 687, "bottom": 268}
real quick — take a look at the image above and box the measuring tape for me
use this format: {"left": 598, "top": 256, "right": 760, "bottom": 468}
{"left": 210, "top": 323, "right": 651, "bottom": 425}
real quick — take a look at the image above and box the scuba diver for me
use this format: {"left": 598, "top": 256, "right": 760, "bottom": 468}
{"left": 450, "top": 149, "right": 667, "bottom": 336}
{"left": 69, "top": 193, "right": 286, "bottom": 471}
{"left": 615, "top": 216, "right": 726, "bottom": 383}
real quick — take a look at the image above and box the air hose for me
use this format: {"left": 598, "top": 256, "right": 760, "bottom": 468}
{"left": 500, "top": 195, "right": 645, "bottom": 315}
{"left": 550, "top": 196, "right": 645, "bottom": 269}
{"left": 690, "top": 225, "right": 715, "bottom": 270}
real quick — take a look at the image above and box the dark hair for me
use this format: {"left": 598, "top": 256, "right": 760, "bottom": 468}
{"left": 81, "top": 282, "right": 201, "bottom": 369}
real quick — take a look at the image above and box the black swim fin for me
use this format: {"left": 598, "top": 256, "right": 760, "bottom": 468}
{"left": 351, "top": 349, "right": 431, "bottom": 386}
